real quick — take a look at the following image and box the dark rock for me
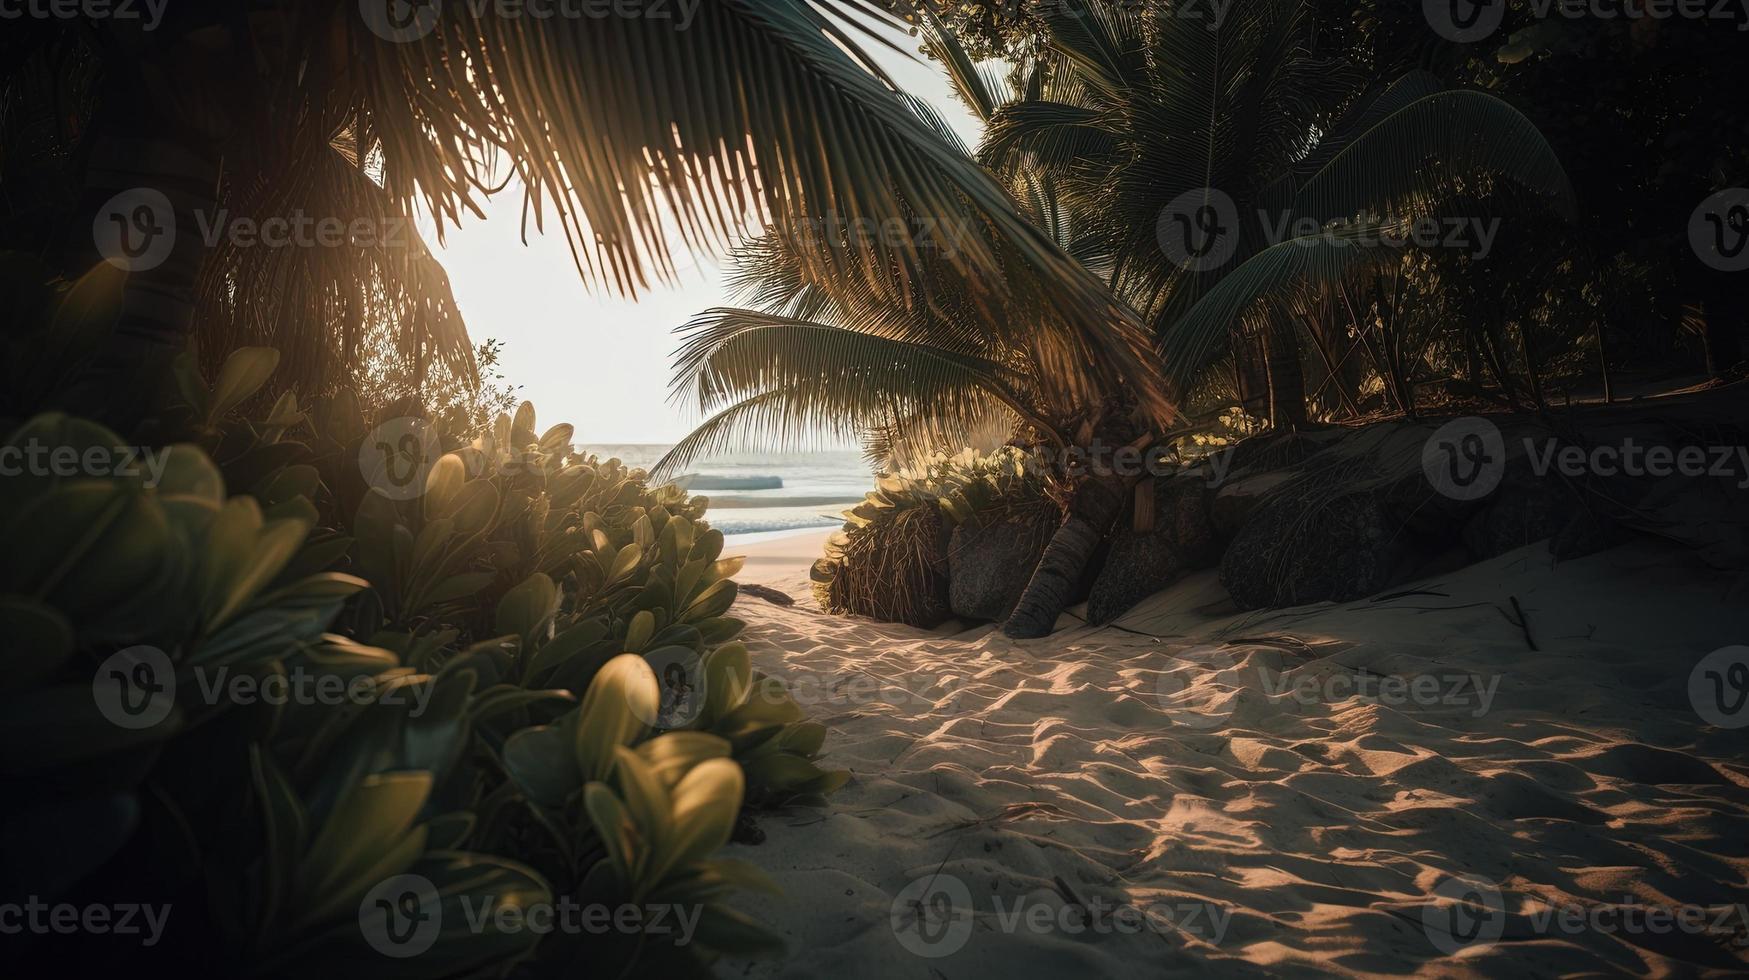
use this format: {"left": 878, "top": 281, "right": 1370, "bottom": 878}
{"left": 1380, "top": 466, "right": 1490, "bottom": 546}
{"left": 1210, "top": 470, "right": 1296, "bottom": 540}
{"left": 1550, "top": 509, "right": 1631, "bottom": 560}
{"left": 1087, "top": 476, "right": 1220, "bottom": 623}
{"left": 736, "top": 583, "right": 795, "bottom": 607}
{"left": 1219, "top": 490, "right": 1420, "bottom": 610}
{"left": 948, "top": 506, "right": 1055, "bottom": 622}
{"left": 1220, "top": 431, "right": 1327, "bottom": 479}
{"left": 1461, "top": 466, "right": 1579, "bottom": 561}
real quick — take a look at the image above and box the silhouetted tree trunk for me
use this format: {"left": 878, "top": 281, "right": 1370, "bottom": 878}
{"left": 1263, "top": 316, "right": 1307, "bottom": 430}
{"left": 1002, "top": 473, "right": 1127, "bottom": 639}
{"left": 59, "top": 20, "right": 231, "bottom": 425}
{"left": 1699, "top": 283, "right": 1745, "bottom": 378}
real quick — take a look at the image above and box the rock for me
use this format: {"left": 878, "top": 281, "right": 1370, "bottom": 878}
{"left": 1211, "top": 470, "right": 1296, "bottom": 540}
{"left": 1379, "top": 466, "right": 1490, "bottom": 545}
{"left": 1550, "top": 509, "right": 1630, "bottom": 560}
{"left": 1461, "top": 467, "right": 1578, "bottom": 560}
{"left": 735, "top": 583, "right": 795, "bottom": 606}
{"left": 1219, "top": 489, "right": 1419, "bottom": 610}
{"left": 1087, "top": 476, "right": 1220, "bottom": 623}
{"left": 947, "top": 505, "right": 1055, "bottom": 622}
{"left": 1220, "top": 430, "right": 1327, "bottom": 478}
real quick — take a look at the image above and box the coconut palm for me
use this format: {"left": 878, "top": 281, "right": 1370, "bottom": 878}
{"left": 979, "top": 0, "right": 1575, "bottom": 425}
{"left": 665, "top": 0, "right": 1577, "bottom": 638}
{"left": 659, "top": 15, "right": 1176, "bottom": 639}
{"left": 0, "top": 0, "right": 1162, "bottom": 419}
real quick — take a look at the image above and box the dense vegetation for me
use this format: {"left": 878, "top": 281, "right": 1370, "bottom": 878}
{"left": 671, "top": 0, "right": 1748, "bottom": 633}
{"left": 2, "top": 255, "right": 850, "bottom": 973}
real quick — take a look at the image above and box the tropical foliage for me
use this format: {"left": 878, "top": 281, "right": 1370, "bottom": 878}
{"left": 666, "top": 0, "right": 1577, "bottom": 634}
{"left": 1, "top": 0, "right": 1169, "bottom": 427}
{"left": 0, "top": 258, "right": 844, "bottom": 974}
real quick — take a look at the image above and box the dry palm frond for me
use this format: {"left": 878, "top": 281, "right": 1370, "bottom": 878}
{"left": 816, "top": 502, "right": 951, "bottom": 627}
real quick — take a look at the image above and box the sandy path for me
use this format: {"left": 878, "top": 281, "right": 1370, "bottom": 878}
{"left": 721, "top": 533, "right": 1749, "bottom": 977}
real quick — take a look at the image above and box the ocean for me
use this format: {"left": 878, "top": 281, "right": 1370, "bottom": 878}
{"left": 579, "top": 445, "right": 875, "bottom": 539}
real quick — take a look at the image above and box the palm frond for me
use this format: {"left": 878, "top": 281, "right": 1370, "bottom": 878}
{"left": 1290, "top": 90, "right": 1577, "bottom": 224}
{"left": 654, "top": 309, "right": 1031, "bottom": 477}
{"left": 1158, "top": 222, "right": 1411, "bottom": 390}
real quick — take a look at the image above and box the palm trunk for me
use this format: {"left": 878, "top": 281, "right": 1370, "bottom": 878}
{"left": 58, "top": 26, "right": 228, "bottom": 426}
{"left": 1002, "top": 473, "right": 1127, "bottom": 639}
{"left": 1263, "top": 316, "right": 1307, "bottom": 431}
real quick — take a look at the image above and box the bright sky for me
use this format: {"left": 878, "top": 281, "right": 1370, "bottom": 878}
{"left": 426, "top": 24, "right": 985, "bottom": 444}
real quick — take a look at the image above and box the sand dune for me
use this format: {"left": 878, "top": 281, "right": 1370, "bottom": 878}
{"left": 723, "top": 532, "right": 1749, "bottom": 976}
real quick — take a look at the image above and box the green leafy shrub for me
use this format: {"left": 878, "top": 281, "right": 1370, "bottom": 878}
{"left": 0, "top": 258, "right": 845, "bottom": 974}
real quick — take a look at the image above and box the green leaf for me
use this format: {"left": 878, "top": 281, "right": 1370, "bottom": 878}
{"left": 495, "top": 573, "right": 557, "bottom": 644}
{"left": 207, "top": 347, "right": 281, "bottom": 423}
{"left": 0, "top": 596, "right": 74, "bottom": 690}
{"left": 634, "top": 732, "right": 732, "bottom": 789}
{"left": 646, "top": 757, "right": 743, "bottom": 887}
{"left": 573, "top": 655, "right": 659, "bottom": 783}
{"left": 503, "top": 724, "right": 582, "bottom": 807}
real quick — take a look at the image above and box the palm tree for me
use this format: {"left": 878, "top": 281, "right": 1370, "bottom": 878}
{"left": 663, "top": 0, "right": 1576, "bottom": 638}
{"left": 979, "top": 0, "right": 1575, "bottom": 421}
{"left": 1, "top": 0, "right": 1160, "bottom": 420}
{"left": 658, "top": 12, "right": 1178, "bottom": 638}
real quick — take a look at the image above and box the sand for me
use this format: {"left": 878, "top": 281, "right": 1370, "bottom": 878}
{"left": 718, "top": 530, "right": 1749, "bottom": 977}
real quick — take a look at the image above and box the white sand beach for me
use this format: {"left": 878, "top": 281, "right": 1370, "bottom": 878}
{"left": 722, "top": 533, "right": 1749, "bottom": 976}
